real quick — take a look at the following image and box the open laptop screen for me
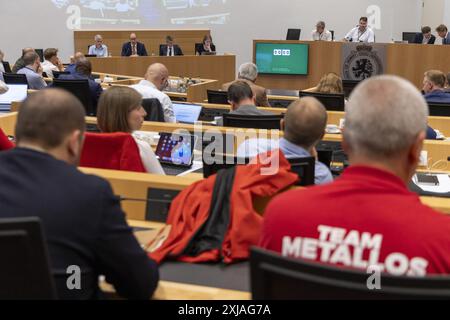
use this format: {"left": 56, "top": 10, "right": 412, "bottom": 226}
{"left": 155, "top": 132, "right": 196, "bottom": 166}
{"left": 173, "top": 103, "right": 202, "bottom": 124}
{"left": 0, "top": 84, "right": 28, "bottom": 111}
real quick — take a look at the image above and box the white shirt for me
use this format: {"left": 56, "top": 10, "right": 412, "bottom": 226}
{"left": 132, "top": 134, "right": 165, "bottom": 175}
{"left": 130, "top": 80, "right": 176, "bottom": 123}
{"left": 41, "top": 60, "right": 59, "bottom": 78}
{"left": 0, "top": 63, "right": 4, "bottom": 73}
{"left": 311, "top": 29, "right": 332, "bottom": 41}
{"left": 167, "top": 46, "right": 174, "bottom": 56}
{"left": 345, "top": 27, "right": 375, "bottom": 43}
{"left": 88, "top": 44, "right": 108, "bottom": 57}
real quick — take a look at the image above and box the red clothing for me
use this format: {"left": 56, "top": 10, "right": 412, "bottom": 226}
{"left": 0, "top": 128, "right": 14, "bottom": 151}
{"left": 260, "top": 166, "right": 450, "bottom": 276}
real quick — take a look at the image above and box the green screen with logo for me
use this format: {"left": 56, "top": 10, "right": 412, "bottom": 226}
{"left": 255, "top": 43, "right": 309, "bottom": 75}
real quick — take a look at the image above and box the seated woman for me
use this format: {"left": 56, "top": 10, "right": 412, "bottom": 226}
{"left": 196, "top": 35, "right": 216, "bottom": 55}
{"left": 315, "top": 72, "right": 344, "bottom": 94}
{"left": 96, "top": 86, "right": 165, "bottom": 174}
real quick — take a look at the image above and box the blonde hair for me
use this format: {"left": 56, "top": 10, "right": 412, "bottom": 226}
{"left": 97, "top": 86, "right": 142, "bottom": 133}
{"left": 316, "top": 73, "right": 343, "bottom": 94}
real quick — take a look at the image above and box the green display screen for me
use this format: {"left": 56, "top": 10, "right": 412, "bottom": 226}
{"left": 255, "top": 43, "right": 309, "bottom": 75}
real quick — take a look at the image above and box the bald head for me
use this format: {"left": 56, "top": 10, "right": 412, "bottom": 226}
{"left": 145, "top": 63, "right": 169, "bottom": 90}
{"left": 74, "top": 52, "right": 86, "bottom": 62}
{"left": 16, "top": 89, "right": 85, "bottom": 151}
{"left": 283, "top": 97, "right": 328, "bottom": 149}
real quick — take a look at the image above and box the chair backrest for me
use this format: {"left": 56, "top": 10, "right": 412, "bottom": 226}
{"left": 2, "top": 61, "right": 12, "bottom": 73}
{"left": 342, "top": 79, "right": 361, "bottom": 98}
{"left": 142, "top": 98, "right": 165, "bottom": 122}
{"left": 35, "top": 49, "right": 44, "bottom": 62}
{"left": 202, "top": 153, "right": 315, "bottom": 186}
{"left": 80, "top": 132, "right": 146, "bottom": 172}
{"left": 286, "top": 29, "right": 301, "bottom": 40}
{"left": 195, "top": 43, "right": 202, "bottom": 55}
{"left": 402, "top": 32, "right": 417, "bottom": 43}
{"left": 0, "top": 128, "right": 14, "bottom": 151}
{"left": 250, "top": 247, "right": 450, "bottom": 300}
{"left": 207, "top": 89, "right": 229, "bottom": 104}
{"left": 3, "top": 73, "right": 28, "bottom": 87}
{"left": 330, "top": 30, "right": 335, "bottom": 41}
{"left": 52, "top": 79, "right": 95, "bottom": 116}
{"left": 222, "top": 113, "right": 284, "bottom": 130}
{"left": 428, "top": 102, "right": 450, "bottom": 117}
{"left": 0, "top": 217, "right": 56, "bottom": 299}
{"left": 52, "top": 71, "right": 70, "bottom": 79}
{"left": 299, "top": 91, "right": 345, "bottom": 111}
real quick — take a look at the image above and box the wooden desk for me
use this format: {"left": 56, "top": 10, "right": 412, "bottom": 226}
{"left": 0, "top": 112, "right": 17, "bottom": 136}
{"left": 89, "top": 55, "right": 235, "bottom": 87}
{"left": 75, "top": 29, "right": 211, "bottom": 57}
{"left": 254, "top": 40, "right": 450, "bottom": 91}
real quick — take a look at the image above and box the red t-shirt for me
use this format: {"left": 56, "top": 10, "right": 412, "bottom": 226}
{"left": 260, "top": 166, "right": 450, "bottom": 276}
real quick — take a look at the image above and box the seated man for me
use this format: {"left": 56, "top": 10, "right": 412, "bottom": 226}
{"left": 423, "top": 70, "right": 450, "bottom": 104}
{"left": 130, "top": 63, "right": 175, "bottom": 123}
{"left": 237, "top": 98, "right": 333, "bottom": 185}
{"left": 344, "top": 17, "right": 375, "bottom": 43}
{"left": 311, "top": 21, "right": 333, "bottom": 41}
{"left": 17, "top": 52, "right": 47, "bottom": 90}
{"left": 222, "top": 63, "right": 271, "bottom": 107}
{"left": 413, "top": 26, "right": 436, "bottom": 44}
{"left": 159, "top": 36, "right": 183, "bottom": 56}
{"left": 41, "top": 48, "right": 64, "bottom": 78}
{"left": 65, "top": 52, "right": 86, "bottom": 75}
{"left": 0, "top": 89, "right": 159, "bottom": 299}
{"left": 436, "top": 24, "right": 450, "bottom": 45}
{"left": 12, "top": 47, "right": 35, "bottom": 73}
{"left": 260, "top": 75, "right": 450, "bottom": 276}
{"left": 446, "top": 72, "right": 450, "bottom": 93}
{"left": 121, "top": 33, "right": 148, "bottom": 57}
{"left": 217, "top": 80, "right": 273, "bottom": 126}
{"left": 58, "top": 60, "right": 103, "bottom": 109}
{"left": 88, "top": 34, "right": 109, "bottom": 57}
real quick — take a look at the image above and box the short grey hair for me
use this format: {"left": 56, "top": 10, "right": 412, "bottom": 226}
{"left": 94, "top": 34, "right": 103, "bottom": 41}
{"left": 238, "top": 63, "right": 258, "bottom": 82}
{"left": 316, "top": 21, "right": 326, "bottom": 28}
{"left": 344, "top": 75, "right": 428, "bottom": 158}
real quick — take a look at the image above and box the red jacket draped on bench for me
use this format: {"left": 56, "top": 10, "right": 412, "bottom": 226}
{"left": 0, "top": 128, "right": 14, "bottom": 151}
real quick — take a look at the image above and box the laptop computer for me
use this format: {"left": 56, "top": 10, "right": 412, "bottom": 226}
{"left": 156, "top": 132, "right": 198, "bottom": 176}
{"left": 173, "top": 103, "right": 203, "bottom": 124}
{"left": 0, "top": 84, "right": 28, "bottom": 112}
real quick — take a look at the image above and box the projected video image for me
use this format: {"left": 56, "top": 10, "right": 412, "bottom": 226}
{"left": 50, "top": 0, "right": 230, "bottom": 28}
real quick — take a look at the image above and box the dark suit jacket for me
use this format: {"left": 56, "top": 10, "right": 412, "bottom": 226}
{"left": 159, "top": 45, "right": 183, "bottom": 56}
{"left": 0, "top": 148, "right": 159, "bottom": 300}
{"left": 196, "top": 43, "right": 216, "bottom": 55}
{"left": 222, "top": 79, "right": 271, "bottom": 107}
{"left": 121, "top": 42, "right": 148, "bottom": 56}
{"left": 413, "top": 33, "right": 436, "bottom": 44}
{"left": 58, "top": 73, "right": 103, "bottom": 109}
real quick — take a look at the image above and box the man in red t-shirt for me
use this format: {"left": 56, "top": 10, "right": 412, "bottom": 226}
{"left": 260, "top": 75, "right": 450, "bottom": 276}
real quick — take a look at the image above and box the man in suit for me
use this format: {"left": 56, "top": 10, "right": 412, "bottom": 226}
{"left": 423, "top": 70, "right": 450, "bottom": 104}
{"left": 222, "top": 63, "right": 271, "bottom": 107}
{"left": 217, "top": 80, "right": 273, "bottom": 126}
{"left": 413, "top": 26, "right": 436, "bottom": 44}
{"left": 121, "top": 33, "right": 148, "bottom": 57}
{"left": 58, "top": 59, "right": 103, "bottom": 109}
{"left": 0, "top": 89, "right": 159, "bottom": 299}
{"left": 436, "top": 24, "right": 450, "bottom": 45}
{"left": 159, "top": 36, "right": 183, "bottom": 56}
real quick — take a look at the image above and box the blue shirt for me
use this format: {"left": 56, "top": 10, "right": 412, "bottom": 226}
{"left": 17, "top": 67, "right": 47, "bottom": 90}
{"left": 88, "top": 44, "right": 108, "bottom": 57}
{"left": 424, "top": 90, "right": 450, "bottom": 104}
{"left": 237, "top": 138, "right": 333, "bottom": 185}
{"left": 64, "top": 64, "right": 76, "bottom": 75}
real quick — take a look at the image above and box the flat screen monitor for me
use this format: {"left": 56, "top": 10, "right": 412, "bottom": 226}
{"left": 0, "top": 84, "right": 28, "bottom": 111}
{"left": 255, "top": 42, "right": 309, "bottom": 75}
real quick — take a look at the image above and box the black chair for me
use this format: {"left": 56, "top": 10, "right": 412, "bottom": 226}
{"left": 286, "top": 29, "right": 301, "bottom": 40}
{"left": 35, "top": 49, "right": 44, "bottom": 62}
{"left": 202, "top": 153, "right": 315, "bottom": 186}
{"left": 268, "top": 99, "right": 292, "bottom": 108}
{"left": 402, "top": 32, "right": 417, "bottom": 43}
{"left": 222, "top": 114, "right": 284, "bottom": 130}
{"left": 330, "top": 30, "right": 335, "bottom": 41}
{"left": 199, "top": 107, "right": 229, "bottom": 121}
{"left": 142, "top": 98, "right": 165, "bottom": 122}
{"left": 0, "top": 217, "right": 56, "bottom": 300}
{"left": 2, "top": 61, "right": 12, "bottom": 73}
{"left": 207, "top": 90, "right": 229, "bottom": 104}
{"left": 428, "top": 102, "right": 450, "bottom": 117}
{"left": 52, "top": 71, "right": 70, "bottom": 79}
{"left": 3, "top": 73, "right": 28, "bottom": 87}
{"left": 299, "top": 91, "right": 345, "bottom": 111}
{"left": 52, "top": 79, "right": 95, "bottom": 116}
{"left": 195, "top": 43, "right": 202, "bottom": 55}
{"left": 250, "top": 247, "right": 450, "bottom": 300}
{"left": 342, "top": 79, "right": 361, "bottom": 98}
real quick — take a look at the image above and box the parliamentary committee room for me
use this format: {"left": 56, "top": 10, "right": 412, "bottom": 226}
{"left": 1, "top": 0, "right": 450, "bottom": 309}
